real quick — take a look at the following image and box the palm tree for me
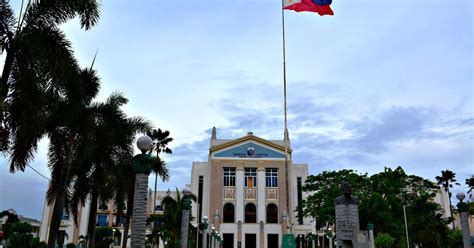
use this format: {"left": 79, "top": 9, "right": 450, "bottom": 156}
{"left": 69, "top": 92, "right": 151, "bottom": 248}
{"left": 466, "top": 176, "right": 474, "bottom": 199}
{"left": 435, "top": 170, "right": 459, "bottom": 225}
{"left": 147, "top": 129, "right": 173, "bottom": 208}
{"left": 147, "top": 129, "right": 172, "bottom": 247}
{"left": 0, "top": 0, "right": 100, "bottom": 151}
{"left": 159, "top": 188, "right": 197, "bottom": 248}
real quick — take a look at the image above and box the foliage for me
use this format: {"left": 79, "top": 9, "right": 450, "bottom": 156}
{"left": 94, "top": 227, "right": 120, "bottom": 248}
{"left": 375, "top": 233, "right": 395, "bottom": 248}
{"left": 158, "top": 188, "right": 197, "bottom": 248}
{"left": 4, "top": 221, "right": 39, "bottom": 248}
{"left": 447, "top": 229, "right": 463, "bottom": 248}
{"left": 301, "top": 166, "right": 449, "bottom": 247}
{"left": 301, "top": 169, "right": 368, "bottom": 226}
{"left": 466, "top": 175, "right": 474, "bottom": 198}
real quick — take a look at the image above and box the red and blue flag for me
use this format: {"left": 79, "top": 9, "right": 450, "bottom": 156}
{"left": 283, "top": 0, "right": 334, "bottom": 16}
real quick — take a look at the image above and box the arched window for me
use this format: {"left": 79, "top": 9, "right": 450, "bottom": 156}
{"left": 98, "top": 203, "right": 108, "bottom": 211}
{"left": 266, "top": 204, "right": 278, "bottom": 223}
{"left": 223, "top": 203, "right": 235, "bottom": 223}
{"left": 244, "top": 203, "right": 256, "bottom": 223}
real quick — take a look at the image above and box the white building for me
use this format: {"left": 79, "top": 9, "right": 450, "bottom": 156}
{"left": 190, "top": 129, "right": 313, "bottom": 248}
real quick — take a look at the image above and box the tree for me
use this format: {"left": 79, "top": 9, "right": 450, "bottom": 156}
{"left": 159, "top": 188, "right": 197, "bottom": 248}
{"left": 0, "top": 0, "right": 99, "bottom": 151}
{"left": 68, "top": 92, "right": 151, "bottom": 248}
{"left": 2, "top": 2, "right": 101, "bottom": 244}
{"left": 301, "top": 166, "right": 447, "bottom": 247}
{"left": 435, "top": 170, "right": 459, "bottom": 224}
{"left": 300, "top": 169, "right": 368, "bottom": 227}
{"left": 375, "top": 233, "right": 395, "bottom": 248}
{"left": 466, "top": 175, "right": 474, "bottom": 199}
{"left": 147, "top": 129, "right": 172, "bottom": 248}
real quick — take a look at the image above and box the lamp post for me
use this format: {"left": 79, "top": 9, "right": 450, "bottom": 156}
{"left": 367, "top": 223, "right": 375, "bottom": 248}
{"left": 181, "top": 187, "right": 193, "bottom": 248}
{"left": 210, "top": 226, "right": 215, "bottom": 248}
{"left": 131, "top": 135, "right": 154, "bottom": 248}
{"left": 327, "top": 227, "right": 333, "bottom": 248}
{"left": 201, "top": 216, "right": 209, "bottom": 248}
{"left": 111, "top": 228, "right": 116, "bottom": 248}
{"left": 456, "top": 192, "right": 471, "bottom": 248}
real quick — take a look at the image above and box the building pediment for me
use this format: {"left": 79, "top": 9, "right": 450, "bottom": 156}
{"left": 211, "top": 135, "right": 290, "bottom": 159}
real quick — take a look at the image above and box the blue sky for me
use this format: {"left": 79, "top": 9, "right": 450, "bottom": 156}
{"left": 0, "top": 0, "right": 473, "bottom": 220}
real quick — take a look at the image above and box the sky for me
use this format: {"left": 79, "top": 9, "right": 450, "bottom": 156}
{"left": 0, "top": 0, "right": 473, "bottom": 220}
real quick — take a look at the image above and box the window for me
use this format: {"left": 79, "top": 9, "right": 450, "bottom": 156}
{"left": 266, "top": 204, "right": 278, "bottom": 223}
{"left": 244, "top": 203, "right": 257, "bottom": 223}
{"left": 223, "top": 168, "right": 236, "bottom": 187}
{"left": 245, "top": 168, "right": 257, "bottom": 188}
{"left": 97, "top": 214, "right": 108, "bottom": 226}
{"left": 223, "top": 203, "right": 235, "bottom": 223}
{"left": 265, "top": 168, "right": 278, "bottom": 187}
{"left": 297, "top": 177, "right": 303, "bottom": 225}
{"left": 98, "top": 203, "right": 108, "bottom": 211}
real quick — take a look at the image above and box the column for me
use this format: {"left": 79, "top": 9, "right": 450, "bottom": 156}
{"left": 236, "top": 168, "right": 244, "bottom": 222}
{"left": 257, "top": 168, "right": 266, "bottom": 223}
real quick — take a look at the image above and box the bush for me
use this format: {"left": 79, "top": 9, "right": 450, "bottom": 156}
{"left": 375, "top": 233, "right": 395, "bottom": 248}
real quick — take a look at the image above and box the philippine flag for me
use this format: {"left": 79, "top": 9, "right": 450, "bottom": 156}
{"left": 283, "top": 0, "right": 334, "bottom": 16}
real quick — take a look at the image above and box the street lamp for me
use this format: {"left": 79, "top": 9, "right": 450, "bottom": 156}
{"left": 180, "top": 187, "right": 192, "bottom": 248}
{"left": 210, "top": 226, "right": 216, "bottom": 248}
{"left": 327, "top": 227, "right": 333, "bottom": 248}
{"left": 201, "top": 216, "right": 209, "bottom": 248}
{"left": 131, "top": 135, "right": 154, "bottom": 248}
{"left": 456, "top": 192, "right": 471, "bottom": 248}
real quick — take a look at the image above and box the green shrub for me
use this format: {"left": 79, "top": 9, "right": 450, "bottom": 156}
{"left": 375, "top": 233, "right": 395, "bottom": 248}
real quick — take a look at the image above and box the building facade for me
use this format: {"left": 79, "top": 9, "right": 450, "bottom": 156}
{"left": 39, "top": 190, "right": 176, "bottom": 247}
{"left": 190, "top": 129, "right": 313, "bottom": 248}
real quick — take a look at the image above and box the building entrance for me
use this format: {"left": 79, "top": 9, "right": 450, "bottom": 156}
{"left": 245, "top": 233, "right": 256, "bottom": 248}
{"left": 267, "top": 234, "right": 279, "bottom": 247}
{"left": 223, "top": 233, "right": 234, "bottom": 248}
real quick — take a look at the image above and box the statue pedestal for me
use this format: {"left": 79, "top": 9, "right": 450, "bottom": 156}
{"left": 335, "top": 205, "right": 360, "bottom": 248}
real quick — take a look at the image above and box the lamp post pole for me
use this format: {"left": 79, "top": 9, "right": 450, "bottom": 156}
{"left": 180, "top": 187, "right": 193, "bottom": 248}
{"left": 327, "top": 229, "right": 333, "bottom": 248}
{"left": 131, "top": 136, "right": 154, "bottom": 248}
{"left": 456, "top": 192, "right": 471, "bottom": 248}
{"left": 111, "top": 228, "right": 116, "bottom": 248}
{"left": 202, "top": 216, "right": 209, "bottom": 248}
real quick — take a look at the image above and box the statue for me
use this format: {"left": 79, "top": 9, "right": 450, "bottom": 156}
{"left": 334, "top": 182, "right": 361, "bottom": 248}
{"left": 334, "top": 181, "right": 358, "bottom": 205}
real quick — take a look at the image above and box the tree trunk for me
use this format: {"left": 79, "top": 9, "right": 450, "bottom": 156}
{"left": 180, "top": 209, "right": 190, "bottom": 248}
{"left": 47, "top": 136, "right": 75, "bottom": 248}
{"left": 153, "top": 172, "right": 158, "bottom": 248}
{"left": 447, "top": 189, "right": 455, "bottom": 228}
{"left": 131, "top": 173, "right": 149, "bottom": 248}
{"left": 87, "top": 190, "right": 98, "bottom": 248}
{"left": 123, "top": 182, "right": 135, "bottom": 248}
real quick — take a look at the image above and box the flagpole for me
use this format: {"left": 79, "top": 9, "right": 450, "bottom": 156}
{"left": 281, "top": 0, "right": 292, "bottom": 234}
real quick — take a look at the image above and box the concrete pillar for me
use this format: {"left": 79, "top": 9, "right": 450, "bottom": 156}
{"left": 236, "top": 168, "right": 244, "bottom": 222}
{"left": 257, "top": 168, "right": 266, "bottom": 223}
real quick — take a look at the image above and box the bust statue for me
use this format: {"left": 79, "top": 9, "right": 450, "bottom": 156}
{"left": 334, "top": 181, "right": 358, "bottom": 205}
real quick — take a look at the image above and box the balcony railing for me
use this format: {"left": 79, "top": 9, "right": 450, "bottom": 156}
{"left": 223, "top": 187, "right": 235, "bottom": 200}
{"left": 266, "top": 188, "right": 278, "bottom": 200}
{"left": 245, "top": 188, "right": 257, "bottom": 200}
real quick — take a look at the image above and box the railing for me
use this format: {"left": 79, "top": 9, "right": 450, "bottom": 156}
{"left": 266, "top": 188, "right": 278, "bottom": 200}
{"left": 245, "top": 188, "right": 257, "bottom": 200}
{"left": 223, "top": 187, "right": 235, "bottom": 200}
